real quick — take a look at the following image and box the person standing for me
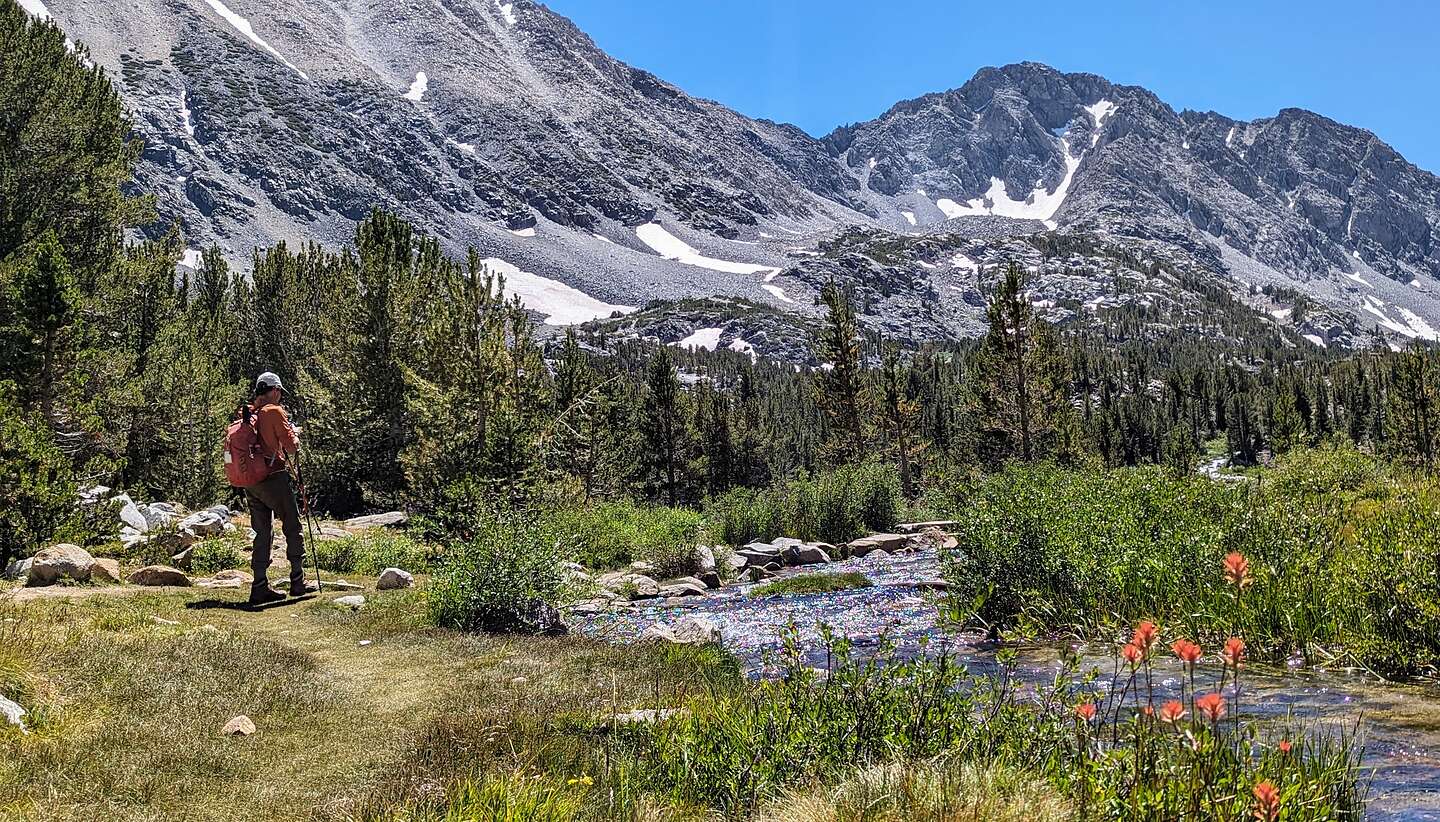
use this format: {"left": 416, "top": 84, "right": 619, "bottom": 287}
{"left": 245, "top": 372, "right": 318, "bottom": 605}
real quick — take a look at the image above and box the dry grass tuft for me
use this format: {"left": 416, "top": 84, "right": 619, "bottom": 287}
{"left": 757, "top": 758, "right": 1072, "bottom": 822}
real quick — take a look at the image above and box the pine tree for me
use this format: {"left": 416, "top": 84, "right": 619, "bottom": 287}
{"left": 878, "top": 347, "right": 920, "bottom": 497}
{"left": 6, "top": 231, "right": 79, "bottom": 421}
{"left": 640, "top": 345, "right": 686, "bottom": 505}
{"left": 970, "top": 263, "right": 1070, "bottom": 465}
{"left": 813, "top": 279, "right": 868, "bottom": 463}
{"left": 1389, "top": 346, "right": 1440, "bottom": 472}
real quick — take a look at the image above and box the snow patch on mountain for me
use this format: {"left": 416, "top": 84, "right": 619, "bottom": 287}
{"left": 762, "top": 283, "right": 795, "bottom": 304}
{"left": 728, "top": 337, "right": 757, "bottom": 359}
{"left": 1084, "top": 99, "right": 1116, "bottom": 147}
{"left": 509, "top": 226, "right": 535, "bottom": 237}
{"left": 202, "top": 0, "right": 309, "bottom": 80}
{"left": 636, "top": 223, "right": 778, "bottom": 277}
{"left": 901, "top": 211, "right": 916, "bottom": 226}
{"left": 935, "top": 139, "right": 1080, "bottom": 223}
{"left": 480, "top": 257, "right": 632, "bottom": 325}
{"left": 933, "top": 99, "right": 1110, "bottom": 225}
{"left": 16, "top": 0, "right": 50, "bottom": 20}
{"left": 674, "top": 327, "right": 724, "bottom": 351}
{"left": 496, "top": 0, "right": 516, "bottom": 26}
{"left": 403, "top": 72, "right": 428, "bottom": 101}
{"left": 1343, "top": 270, "right": 1373, "bottom": 289}
{"left": 179, "top": 90, "right": 195, "bottom": 136}
{"left": 1360, "top": 296, "right": 1437, "bottom": 340}
{"left": 179, "top": 249, "right": 204, "bottom": 269}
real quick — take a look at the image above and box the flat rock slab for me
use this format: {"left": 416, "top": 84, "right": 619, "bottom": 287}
{"left": 342, "top": 511, "right": 408, "bottom": 530}
{"left": 846, "top": 533, "right": 910, "bottom": 557}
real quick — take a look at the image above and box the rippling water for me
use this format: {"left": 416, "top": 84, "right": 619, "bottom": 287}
{"left": 577, "top": 547, "right": 1440, "bottom": 820}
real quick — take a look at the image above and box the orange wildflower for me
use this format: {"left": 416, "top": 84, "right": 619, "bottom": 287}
{"left": 1196, "top": 692, "right": 1227, "bottom": 723}
{"left": 1252, "top": 780, "right": 1281, "bottom": 822}
{"left": 1171, "top": 638, "right": 1202, "bottom": 665}
{"left": 1224, "top": 551, "right": 1253, "bottom": 590}
{"left": 1278, "top": 739, "right": 1292, "bottom": 754}
{"left": 1222, "top": 637, "right": 1246, "bottom": 669}
{"left": 1075, "top": 701, "right": 1097, "bottom": 722}
{"left": 1132, "top": 620, "right": 1160, "bottom": 652}
{"left": 1159, "top": 700, "right": 1187, "bottom": 724}
{"left": 1122, "top": 641, "right": 1145, "bottom": 666}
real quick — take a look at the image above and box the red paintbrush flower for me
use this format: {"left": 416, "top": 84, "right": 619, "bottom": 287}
{"left": 1252, "top": 780, "right": 1281, "bottom": 822}
{"left": 1222, "top": 637, "right": 1246, "bottom": 669}
{"left": 1159, "top": 700, "right": 1187, "bottom": 724}
{"left": 1122, "top": 641, "right": 1145, "bottom": 666}
{"left": 1171, "top": 638, "right": 1202, "bottom": 665}
{"left": 1075, "top": 701, "right": 1097, "bottom": 722}
{"left": 1224, "top": 551, "right": 1253, "bottom": 590}
{"left": 1196, "top": 692, "right": 1227, "bottom": 723}
{"left": 1277, "top": 739, "right": 1292, "bottom": 754}
{"left": 1132, "top": 620, "right": 1159, "bottom": 652}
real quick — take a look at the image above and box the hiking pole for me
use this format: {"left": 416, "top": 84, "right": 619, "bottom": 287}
{"left": 294, "top": 450, "right": 324, "bottom": 594}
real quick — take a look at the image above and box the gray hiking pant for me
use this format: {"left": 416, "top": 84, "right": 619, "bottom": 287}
{"left": 246, "top": 471, "right": 306, "bottom": 590}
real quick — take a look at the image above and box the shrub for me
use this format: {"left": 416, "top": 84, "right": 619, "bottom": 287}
{"left": 426, "top": 510, "right": 566, "bottom": 634}
{"left": 188, "top": 538, "right": 246, "bottom": 575}
{"left": 943, "top": 446, "right": 1440, "bottom": 675}
{"left": 706, "top": 460, "right": 901, "bottom": 546}
{"left": 541, "top": 500, "right": 701, "bottom": 576}
{"left": 314, "top": 530, "right": 433, "bottom": 575}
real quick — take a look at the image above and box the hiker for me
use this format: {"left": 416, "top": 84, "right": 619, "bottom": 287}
{"left": 243, "top": 372, "right": 318, "bottom": 605}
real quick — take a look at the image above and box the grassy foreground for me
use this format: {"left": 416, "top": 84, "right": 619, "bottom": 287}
{"left": 1, "top": 584, "right": 1366, "bottom": 821}
{"left": 0, "top": 588, "right": 733, "bottom": 821}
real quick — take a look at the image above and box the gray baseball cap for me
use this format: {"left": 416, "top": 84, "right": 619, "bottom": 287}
{"left": 255, "top": 371, "right": 285, "bottom": 393}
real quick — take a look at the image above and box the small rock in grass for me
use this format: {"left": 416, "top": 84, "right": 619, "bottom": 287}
{"left": 128, "top": 565, "right": 192, "bottom": 587}
{"left": 334, "top": 594, "right": 366, "bottom": 610}
{"left": 152, "top": 616, "right": 180, "bottom": 626}
{"left": 510, "top": 676, "right": 528, "bottom": 685}
{"left": 358, "top": 640, "right": 372, "bottom": 647}
{"left": 375, "top": 567, "right": 414, "bottom": 590}
{"left": 221, "top": 715, "right": 256, "bottom": 736}
{"left": 1, "top": 695, "right": 27, "bottom": 734}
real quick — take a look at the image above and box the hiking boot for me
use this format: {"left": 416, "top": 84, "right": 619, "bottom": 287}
{"left": 289, "top": 580, "right": 320, "bottom": 596}
{"left": 249, "top": 586, "right": 287, "bottom": 606}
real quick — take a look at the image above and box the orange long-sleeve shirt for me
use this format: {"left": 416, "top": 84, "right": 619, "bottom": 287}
{"left": 252, "top": 401, "right": 300, "bottom": 473}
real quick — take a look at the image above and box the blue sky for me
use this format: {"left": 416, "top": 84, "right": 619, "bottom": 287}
{"left": 545, "top": 0, "right": 1440, "bottom": 174}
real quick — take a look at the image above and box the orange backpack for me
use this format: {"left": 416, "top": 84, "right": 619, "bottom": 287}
{"left": 223, "top": 406, "right": 271, "bottom": 488}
